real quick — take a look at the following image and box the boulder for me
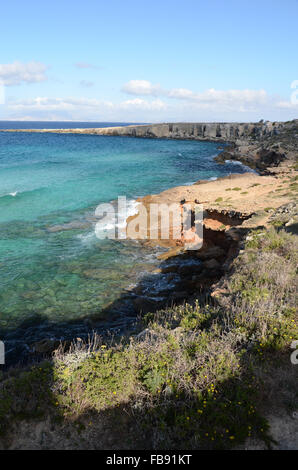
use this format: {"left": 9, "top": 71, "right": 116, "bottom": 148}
{"left": 196, "top": 246, "right": 225, "bottom": 260}
{"left": 33, "top": 339, "right": 60, "bottom": 354}
{"left": 203, "top": 258, "right": 221, "bottom": 270}
{"left": 135, "top": 328, "right": 159, "bottom": 341}
{"left": 133, "top": 296, "right": 162, "bottom": 314}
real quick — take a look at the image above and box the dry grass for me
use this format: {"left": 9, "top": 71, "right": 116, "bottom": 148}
{"left": 0, "top": 227, "right": 297, "bottom": 449}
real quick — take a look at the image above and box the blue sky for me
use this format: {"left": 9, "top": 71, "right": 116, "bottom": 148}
{"left": 0, "top": 0, "right": 297, "bottom": 122}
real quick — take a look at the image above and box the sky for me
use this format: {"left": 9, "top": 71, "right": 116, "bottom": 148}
{"left": 0, "top": 0, "right": 297, "bottom": 122}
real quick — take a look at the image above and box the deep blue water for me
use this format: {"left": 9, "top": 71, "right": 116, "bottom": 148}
{"left": 0, "top": 122, "right": 251, "bottom": 363}
{"left": 0, "top": 121, "right": 135, "bottom": 130}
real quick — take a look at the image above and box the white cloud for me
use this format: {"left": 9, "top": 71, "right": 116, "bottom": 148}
{"left": 0, "top": 61, "right": 48, "bottom": 86}
{"left": 276, "top": 100, "right": 298, "bottom": 109}
{"left": 122, "top": 80, "right": 162, "bottom": 96}
{"left": 7, "top": 96, "right": 167, "bottom": 111}
{"left": 8, "top": 97, "right": 108, "bottom": 111}
{"left": 3, "top": 80, "right": 298, "bottom": 122}
{"left": 168, "top": 87, "right": 268, "bottom": 105}
{"left": 5, "top": 96, "right": 167, "bottom": 121}
{"left": 122, "top": 80, "right": 269, "bottom": 111}
{"left": 120, "top": 98, "right": 166, "bottom": 110}
{"left": 0, "top": 81, "right": 4, "bottom": 104}
{"left": 167, "top": 88, "right": 195, "bottom": 100}
{"left": 120, "top": 80, "right": 298, "bottom": 119}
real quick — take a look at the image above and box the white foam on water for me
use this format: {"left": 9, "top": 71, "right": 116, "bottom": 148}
{"left": 225, "top": 159, "right": 243, "bottom": 166}
{"left": 116, "top": 199, "right": 140, "bottom": 229}
{"left": 77, "top": 232, "right": 96, "bottom": 243}
{"left": 0, "top": 191, "right": 18, "bottom": 198}
{"left": 94, "top": 199, "right": 141, "bottom": 239}
{"left": 225, "top": 160, "right": 255, "bottom": 172}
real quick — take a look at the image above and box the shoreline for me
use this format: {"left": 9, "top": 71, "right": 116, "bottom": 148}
{"left": 0, "top": 138, "right": 238, "bottom": 366}
{"left": 1, "top": 120, "right": 297, "bottom": 364}
{"left": 1, "top": 119, "right": 296, "bottom": 172}
{"left": 0, "top": 120, "right": 297, "bottom": 450}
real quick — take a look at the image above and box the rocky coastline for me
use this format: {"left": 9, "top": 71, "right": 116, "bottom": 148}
{"left": 2, "top": 119, "right": 297, "bottom": 172}
{"left": 0, "top": 119, "right": 297, "bottom": 450}
{"left": 2, "top": 120, "right": 297, "bottom": 359}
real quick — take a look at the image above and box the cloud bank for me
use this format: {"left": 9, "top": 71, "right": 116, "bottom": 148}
{"left": 2, "top": 78, "right": 297, "bottom": 122}
{"left": 122, "top": 80, "right": 270, "bottom": 110}
{"left": 122, "top": 80, "right": 162, "bottom": 96}
{"left": 0, "top": 61, "right": 48, "bottom": 86}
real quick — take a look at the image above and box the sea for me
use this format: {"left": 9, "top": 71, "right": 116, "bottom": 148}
{"left": 0, "top": 121, "right": 252, "bottom": 364}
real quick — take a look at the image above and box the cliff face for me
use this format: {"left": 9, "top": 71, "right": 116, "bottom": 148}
{"left": 1, "top": 120, "right": 286, "bottom": 141}
{"left": 94, "top": 120, "right": 297, "bottom": 171}
{"left": 2, "top": 119, "right": 297, "bottom": 172}
{"left": 93, "top": 121, "right": 281, "bottom": 141}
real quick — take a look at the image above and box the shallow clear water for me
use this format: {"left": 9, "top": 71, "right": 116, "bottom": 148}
{"left": 0, "top": 123, "right": 251, "bottom": 362}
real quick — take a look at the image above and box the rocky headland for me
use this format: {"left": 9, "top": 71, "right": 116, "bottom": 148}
{"left": 0, "top": 119, "right": 297, "bottom": 450}
{"left": 3, "top": 119, "right": 297, "bottom": 172}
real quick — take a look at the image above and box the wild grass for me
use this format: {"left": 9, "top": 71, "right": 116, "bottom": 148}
{"left": 0, "top": 227, "right": 297, "bottom": 449}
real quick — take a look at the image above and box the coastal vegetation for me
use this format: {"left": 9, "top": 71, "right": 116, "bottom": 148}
{"left": 0, "top": 119, "right": 297, "bottom": 449}
{"left": 0, "top": 223, "right": 297, "bottom": 449}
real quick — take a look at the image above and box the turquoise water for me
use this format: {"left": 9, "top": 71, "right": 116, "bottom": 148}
{"left": 0, "top": 124, "right": 251, "bottom": 363}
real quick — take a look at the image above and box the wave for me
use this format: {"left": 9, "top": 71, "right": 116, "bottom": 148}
{"left": 225, "top": 159, "right": 244, "bottom": 166}
{"left": 0, "top": 191, "right": 19, "bottom": 200}
{"left": 77, "top": 232, "right": 96, "bottom": 244}
{"left": 225, "top": 159, "right": 255, "bottom": 172}
{"left": 90, "top": 199, "right": 140, "bottom": 239}
{"left": 0, "top": 186, "right": 48, "bottom": 201}
{"left": 0, "top": 191, "right": 18, "bottom": 199}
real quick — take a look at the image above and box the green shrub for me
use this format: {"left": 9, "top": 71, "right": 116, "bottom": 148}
{"left": 0, "top": 227, "right": 296, "bottom": 450}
